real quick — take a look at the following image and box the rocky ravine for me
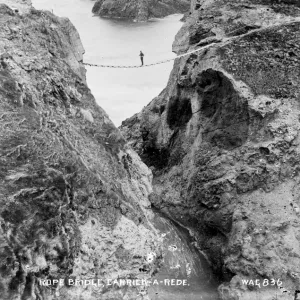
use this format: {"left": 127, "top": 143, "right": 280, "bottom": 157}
{"left": 0, "top": 1, "right": 163, "bottom": 300}
{"left": 92, "top": 0, "right": 190, "bottom": 22}
{"left": 121, "top": 0, "right": 300, "bottom": 299}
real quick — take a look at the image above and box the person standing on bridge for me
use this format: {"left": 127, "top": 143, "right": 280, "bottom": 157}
{"left": 139, "top": 51, "right": 144, "bottom": 66}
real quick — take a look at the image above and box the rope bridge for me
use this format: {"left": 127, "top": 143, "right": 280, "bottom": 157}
{"left": 82, "top": 20, "right": 300, "bottom": 69}
{"left": 82, "top": 25, "right": 254, "bottom": 69}
{"left": 83, "top": 43, "right": 216, "bottom": 68}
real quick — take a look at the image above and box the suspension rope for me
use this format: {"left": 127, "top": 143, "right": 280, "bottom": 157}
{"left": 83, "top": 19, "right": 300, "bottom": 69}
{"left": 82, "top": 24, "right": 259, "bottom": 69}
{"left": 81, "top": 21, "right": 288, "bottom": 69}
{"left": 83, "top": 42, "right": 216, "bottom": 68}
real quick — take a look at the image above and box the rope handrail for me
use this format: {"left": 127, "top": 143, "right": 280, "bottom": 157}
{"left": 82, "top": 24, "right": 255, "bottom": 68}
{"left": 80, "top": 26, "right": 253, "bottom": 68}
{"left": 83, "top": 19, "right": 300, "bottom": 69}
{"left": 82, "top": 24, "right": 256, "bottom": 69}
{"left": 83, "top": 42, "right": 216, "bottom": 68}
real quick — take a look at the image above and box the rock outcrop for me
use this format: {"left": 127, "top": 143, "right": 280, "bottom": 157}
{"left": 0, "top": 2, "right": 162, "bottom": 300}
{"left": 92, "top": 0, "right": 190, "bottom": 22}
{"left": 121, "top": 0, "right": 300, "bottom": 299}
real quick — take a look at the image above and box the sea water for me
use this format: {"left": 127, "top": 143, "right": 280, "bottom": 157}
{"left": 32, "top": 0, "right": 183, "bottom": 126}
{"left": 29, "top": 2, "right": 220, "bottom": 298}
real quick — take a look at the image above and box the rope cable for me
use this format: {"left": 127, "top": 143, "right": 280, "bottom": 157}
{"left": 83, "top": 42, "right": 215, "bottom": 68}
{"left": 83, "top": 20, "right": 300, "bottom": 69}
{"left": 82, "top": 24, "right": 250, "bottom": 69}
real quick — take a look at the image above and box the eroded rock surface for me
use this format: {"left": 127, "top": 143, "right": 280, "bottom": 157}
{"left": 92, "top": 0, "right": 190, "bottom": 22}
{"left": 0, "top": 2, "right": 162, "bottom": 300}
{"left": 121, "top": 0, "right": 300, "bottom": 299}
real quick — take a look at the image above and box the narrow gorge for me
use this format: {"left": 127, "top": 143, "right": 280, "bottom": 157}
{"left": 0, "top": 0, "right": 217, "bottom": 300}
{"left": 1, "top": 0, "right": 300, "bottom": 300}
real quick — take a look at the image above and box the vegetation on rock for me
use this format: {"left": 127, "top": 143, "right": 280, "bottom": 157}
{"left": 0, "top": 2, "right": 161, "bottom": 299}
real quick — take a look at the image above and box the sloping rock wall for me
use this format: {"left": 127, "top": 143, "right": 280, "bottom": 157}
{"left": 121, "top": 0, "right": 300, "bottom": 299}
{"left": 0, "top": 2, "right": 161, "bottom": 300}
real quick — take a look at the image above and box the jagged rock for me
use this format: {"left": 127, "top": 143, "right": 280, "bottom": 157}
{"left": 92, "top": 0, "right": 191, "bottom": 22}
{"left": 0, "top": 2, "right": 161, "bottom": 300}
{"left": 121, "top": 0, "right": 300, "bottom": 299}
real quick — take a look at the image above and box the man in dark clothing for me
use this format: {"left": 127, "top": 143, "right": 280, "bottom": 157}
{"left": 139, "top": 51, "right": 144, "bottom": 66}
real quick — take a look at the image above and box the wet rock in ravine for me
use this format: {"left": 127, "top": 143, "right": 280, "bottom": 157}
{"left": 121, "top": 0, "right": 300, "bottom": 299}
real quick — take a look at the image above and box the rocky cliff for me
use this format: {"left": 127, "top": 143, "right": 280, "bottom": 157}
{"left": 92, "top": 0, "right": 190, "bottom": 22}
{"left": 0, "top": 1, "right": 162, "bottom": 300}
{"left": 121, "top": 0, "right": 300, "bottom": 299}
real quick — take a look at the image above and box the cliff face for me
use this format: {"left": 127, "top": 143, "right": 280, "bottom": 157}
{"left": 0, "top": 2, "right": 161, "bottom": 300}
{"left": 92, "top": 0, "right": 190, "bottom": 22}
{"left": 121, "top": 0, "right": 300, "bottom": 299}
